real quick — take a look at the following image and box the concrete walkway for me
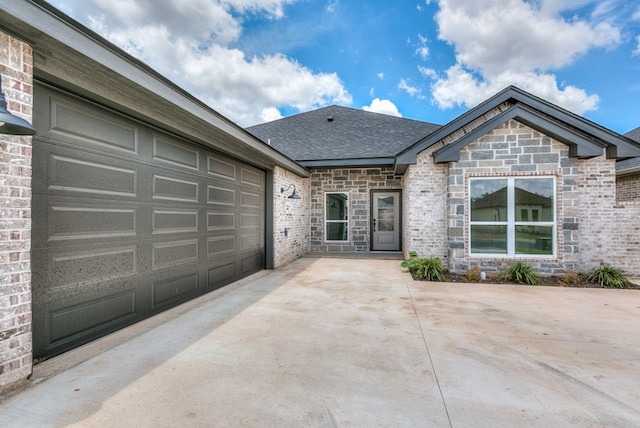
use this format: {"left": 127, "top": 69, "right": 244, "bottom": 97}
{"left": 1, "top": 257, "right": 639, "bottom": 427}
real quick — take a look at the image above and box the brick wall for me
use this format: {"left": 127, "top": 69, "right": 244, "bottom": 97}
{"left": 0, "top": 32, "right": 33, "bottom": 393}
{"left": 273, "top": 166, "right": 310, "bottom": 267}
{"left": 607, "top": 200, "right": 640, "bottom": 275}
{"left": 616, "top": 173, "right": 640, "bottom": 202}
{"left": 401, "top": 149, "right": 448, "bottom": 262}
{"left": 309, "top": 167, "right": 401, "bottom": 253}
{"left": 579, "top": 159, "right": 640, "bottom": 275}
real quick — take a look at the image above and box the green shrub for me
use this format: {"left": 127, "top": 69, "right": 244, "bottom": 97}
{"left": 401, "top": 252, "right": 446, "bottom": 282}
{"left": 498, "top": 261, "right": 540, "bottom": 285}
{"left": 587, "top": 263, "right": 629, "bottom": 288}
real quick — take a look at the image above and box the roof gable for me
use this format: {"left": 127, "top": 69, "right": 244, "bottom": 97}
{"left": 396, "top": 86, "right": 640, "bottom": 173}
{"left": 433, "top": 103, "right": 605, "bottom": 163}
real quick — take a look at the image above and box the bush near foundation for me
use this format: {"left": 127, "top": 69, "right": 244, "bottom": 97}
{"left": 401, "top": 252, "right": 446, "bottom": 282}
{"left": 587, "top": 263, "right": 630, "bottom": 288}
{"left": 498, "top": 261, "right": 540, "bottom": 285}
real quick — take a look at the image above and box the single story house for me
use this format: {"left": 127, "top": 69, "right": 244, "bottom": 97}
{"left": 1, "top": 0, "right": 639, "bottom": 394}
{"left": 249, "top": 90, "right": 640, "bottom": 273}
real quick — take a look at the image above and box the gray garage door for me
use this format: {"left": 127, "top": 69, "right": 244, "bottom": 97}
{"left": 32, "top": 84, "right": 265, "bottom": 358}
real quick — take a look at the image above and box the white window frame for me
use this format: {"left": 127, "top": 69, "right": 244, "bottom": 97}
{"left": 469, "top": 176, "right": 556, "bottom": 258}
{"left": 325, "top": 192, "right": 349, "bottom": 242}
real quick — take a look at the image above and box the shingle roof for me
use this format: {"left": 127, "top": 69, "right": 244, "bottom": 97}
{"left": 246, "top": 105, "right": 440, "bottom": 165}
{"left": 616, "top": 127, "right": 640, "bottom": 173}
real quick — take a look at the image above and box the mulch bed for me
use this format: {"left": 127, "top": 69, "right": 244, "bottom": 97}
{"left": 411, "top": 272, "right": 640, "bottom": 289}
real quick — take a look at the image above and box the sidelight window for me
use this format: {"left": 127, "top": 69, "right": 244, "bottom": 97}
{"left": 325, "top": 192, "right": 349, "bottom": 241}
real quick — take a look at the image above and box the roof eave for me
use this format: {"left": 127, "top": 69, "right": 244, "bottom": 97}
{"left": 299, "top": 157, "right": 395, "bottom": 169}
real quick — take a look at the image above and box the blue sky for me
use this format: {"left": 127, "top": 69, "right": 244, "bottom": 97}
{"left": 49, "top": 0, "right": 640, "bottom": 133}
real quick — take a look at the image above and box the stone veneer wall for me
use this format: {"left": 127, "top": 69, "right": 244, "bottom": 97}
{"left": 273, "top": 166, "right": 310, "bottom": 267}
{"left": 616, "top": 174, "right": 640, "bottom": 202}
{"left": 0, "top": 32, "right": 33, "bottom": 393}
{"left": 446, "top": 120, "right": 579, "bottom": 274}
{"left": 309, "top": 167, "right": 401, "bottom": 253}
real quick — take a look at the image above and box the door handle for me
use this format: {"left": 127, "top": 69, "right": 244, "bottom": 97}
{"left": 373, "top": 218, "right": 376, "bottom": 232}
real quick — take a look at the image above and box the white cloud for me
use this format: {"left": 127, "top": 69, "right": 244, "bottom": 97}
{"left": 326, "top": 0, "right": 338, "bottom": 13}
{"left": 415, "top": 46, "right": 429, "bottom": 61}
{"left": 436, "top": 0, "right": 620, "bottom": 74}
{"left": 418, "top": 66, "right": 437, "bottom": 79}
{"left": 430, "top": 66, "right": 599, "bottom": 114}
{"left": 399, "top": 78, "right": 422, "bottom": 97}
{"left": 413, "top": 33, "right": 429, "bottom": 60}
{"left": 260, "top": 106, "right": 283, "bottom": 123}
{"left": 634, "top": 35, "right": 640, "bottom": 56}
{"left": 377, "top": 72, "right": 385, "bottom": 79}
{"left": 428, "top": 0, "right": 622, "bottom": 114}
{"left": 48, "top": 0, "right": 351, "bottom": 126}
{"left": 362, "top": 98, "right": 402, "bottom": 117}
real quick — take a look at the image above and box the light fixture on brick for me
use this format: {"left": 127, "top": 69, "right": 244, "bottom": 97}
{"left": 0, "top": 75, "right": 36, "bottom": 135}
{"left": 281, "top": 184, "right": 301, "bottom": 199}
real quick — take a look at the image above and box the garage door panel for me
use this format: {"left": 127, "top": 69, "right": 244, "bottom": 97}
{"left": 208, "top": 261, "right": 237, "bottom": 289}
{"left": 152, "top": 208, "right": 199, "bottom": 234}
{"left": 32, "top": 198, "right": 139, "bottom": 249}
{"left": 152, "top": 134, "right": 200, "bottom": 171}
{"left": 47, "top": 95, "right": 139, "bottom": 155}
{"left": 152, "top": 174, "right": 199, "bottom": 203}
{"left": 33, "top": 83, "right": 266, "bottom": 359}
{"left": 48, "top": 289, "right": 137, "bottom": 346}
{"left": 207, "top": 235, "right": 236, "bottom": 257}
{"left": 207, "top": 185, "right": 236, "bottom": 206}
{"left": 152, "top": 272, "right": 200, "bottom": 309}
{"left": 241, "top": 191, "right": 261, "bottom": 208}
{"left": 207, "top": 211, "right": 235, "bottom": 231}
{"left": 49, "top": 153, "right": 139, "bottom": 198}
{"left": 151, "top": 239, "right": 199, "bottom": 270}
{"left": 240, "top": 233, "right": 262, "bottom": 251}
{"left": 34, "top": 245, "right": 138, "bottom": 290}
{"left": 48, "top": 205, "right": 137, "bottom": 241}
{"left": 241, "top": 253, "right": 263, "bottom": 274}
{"left": 241, "top": 167, "right": 263, "bottom": 188}
{"left": 208, "top": 155, "right": 237, "bottom": 181}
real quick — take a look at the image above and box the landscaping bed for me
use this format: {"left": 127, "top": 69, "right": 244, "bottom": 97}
{"left": 402, "top": 252, "right": 639, "bottom": 289}
{"left": 434, "top": 272, "right": 640, "bottom": 289}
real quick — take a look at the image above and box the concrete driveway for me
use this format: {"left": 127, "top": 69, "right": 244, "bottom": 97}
{"left": 1, "top": 257, "right": 639, "bottom": 427}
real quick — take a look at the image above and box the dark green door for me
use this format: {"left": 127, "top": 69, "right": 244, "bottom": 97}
{"left": 32, "top": 84, "right": 265, "bottom": 358}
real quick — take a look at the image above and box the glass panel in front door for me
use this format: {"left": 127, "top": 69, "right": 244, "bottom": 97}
{"left": 377, "top": 196, "right": 394, "bottom": 231}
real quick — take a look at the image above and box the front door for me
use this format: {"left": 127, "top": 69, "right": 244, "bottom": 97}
{"left": 371, "top": 191, "right": 401, "bottom": 251}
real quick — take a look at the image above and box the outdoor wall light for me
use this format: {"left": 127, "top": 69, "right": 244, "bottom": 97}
{"left": 280, "top": 184, "right": 300, "bottom": 199}
{"left": 0, "top": 76, "right": 36, "bottom": 135}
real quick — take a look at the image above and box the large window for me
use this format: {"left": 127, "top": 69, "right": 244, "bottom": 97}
{"left": 325, "top": 192, "right": 349, "bottom": 241}
{"left": 469, "top": 177, "right": 555, "bottom": 257}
